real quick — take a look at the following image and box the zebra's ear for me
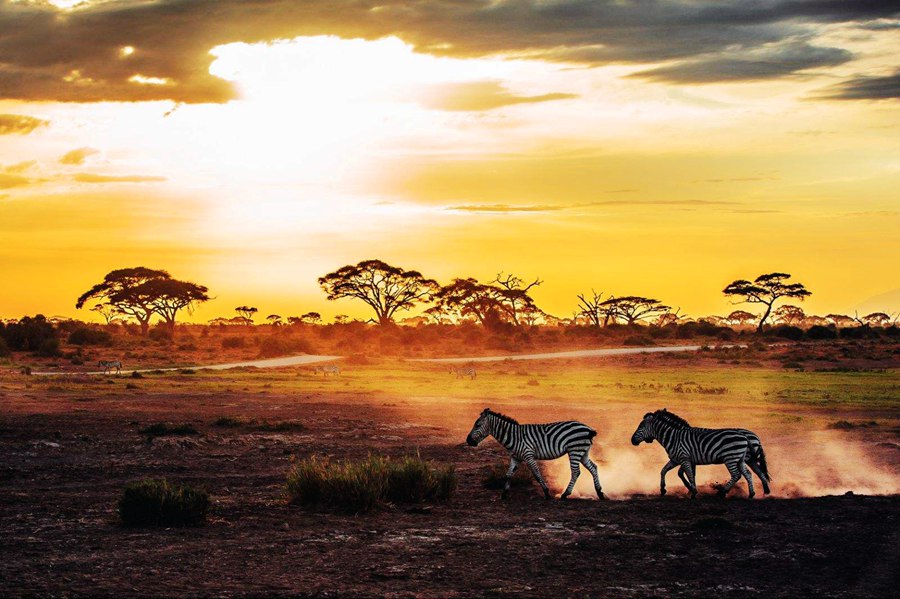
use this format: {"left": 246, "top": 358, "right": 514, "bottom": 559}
{"left": 662, "top": 408, "right": 668, "bottom": 412}
{"left": 481, "top": 408, "right": 490, "bottom": 415}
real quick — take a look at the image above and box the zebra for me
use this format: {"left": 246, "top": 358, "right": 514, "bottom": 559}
{"left": 451, "top": 365, "right": 476, "bottom": 379}
{"left": 675, "top": 427, "right": 771, "bottom": 496}
{"left": 630, "top": 409, "right": 757, "bottom": 499}
{"left": 314, "top": 364, "right": 341, "bottom": 376}
{"left": 466, "top": 408, "right": 605, "bottom": 500}
{"left": 98, "top": 360, "right": 122, "bottom": 375}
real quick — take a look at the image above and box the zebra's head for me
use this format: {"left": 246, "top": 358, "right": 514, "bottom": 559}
{"left": 466, "top": 408, "right": 492, "bottom": 446}
{"left": 631, "top": 412, "right": 656, "bottom": 445}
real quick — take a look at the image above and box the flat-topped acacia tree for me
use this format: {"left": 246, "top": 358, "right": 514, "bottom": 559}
{"left": 76, "top": 267, "right": 169, "bottom": 335}
{"left": 723, "top": 272, "right": 811, "bottom": 333}
{"left": 318, "top": 260, "right": 439, "bottom": 325}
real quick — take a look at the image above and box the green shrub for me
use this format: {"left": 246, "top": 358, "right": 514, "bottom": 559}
{"left": 139, "top": 422, "right": 199, "bottom": 438}
{"left": 119, "top": 479, "right": 209, "bottom": 527}
{"left": 286, "top": 454, "right": 456, "bottom": 513}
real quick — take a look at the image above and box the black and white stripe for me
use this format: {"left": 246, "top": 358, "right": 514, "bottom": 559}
{"left": 98, "top": 360, "right": 122, "bottom": 375}
{"left": 451, "top": 365, "right": 477, "bottom": 379}
{"left": 631, "top": 409, "right": 759, "bottom": 498}
{"left": 466, "top": 408, "right": 605, "bottom": 500}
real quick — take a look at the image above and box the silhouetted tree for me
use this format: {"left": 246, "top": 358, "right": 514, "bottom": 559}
{"left": 434, "top": 278, "right": 505, "bottom": 326}
{"left": 235, "top": 306, "right": 258, "bottom": 324}
{"left": 140, "top": 278, "right": 210, "bottom": 334}
{"left": 599, "top": 296, "right": 669, "bottom": 325}
{"left": 576, "top": 290, "right": 606, "bottom": 327}
{"left": 655, "top": 308, "right": 686, "bottom": 327}
{"left": 266, "top": 314, "right": 283, "bottom": 326}
{"left": 862, "top": 312, "right": 891, "bottom": 327}
{"left": 723, "top": 273, "right": 811, "bottom": 332}
{"left": 318, "top": 260, "right": 438, "bottom": 325}
{"left": 90, "top": 303, "right": 118, "bottom": 325}
{"left": 825, "top": 314, "right": 856, "bottom": 328}
{"left": 300, "top": 312, "right": 322, "bottom": 324}
{"left": 725, "top": 310, "right": 757, "bottom": 327}
{"left": 76, "top": 267, "right": 171, "bottom": 335}
{"left": 492, "top": 272, "right": 543, "bottom": 326}
{"left": 773, "top": 305, "right": 805, "bottom": 326}
{"left": 333, "top": 314, "right": 350, "bottom": 324}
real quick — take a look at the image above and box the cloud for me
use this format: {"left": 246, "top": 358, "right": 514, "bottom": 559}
{"left": 0, "top": 1, "right": 896, "bottom": 103}
{"left": 3, "top": 160, "right": 37, "bottom": 173}
{"left": 73, "top": 173, "right": 167, "bottom": 183}
{"left": 589, "top": 199, "right": 739, "bottom": 206}
{"left": 0, "top": 113, "right": 48, "bottom": 134}
{"left": 446, "top": 203, "right": 565, "bottom": 213}
{"left": 418, "top": 81, "right": 576, "bottom": 112}
{"left": 59, "top": 147, "right": 100, "bottom": 165}
{"left": 630, "top": 42, "right": 853, "bottom": 84}
{"left": 818, "top": 70, "right": 900, "bottom": 100}
{"left": 0, "top": 173, "right": 30, "bottom": 189}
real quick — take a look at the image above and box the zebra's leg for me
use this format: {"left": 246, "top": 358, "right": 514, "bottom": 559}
{"left": 560, "top": 452, "right": 582, "bottom": 500}
{"left": 501, "top": 457, "right": 519, "bottom": 500}
{"left": 740, "top": 462, "right": 756, "bottom": 499}
{"left": 580, "top": 453, "right": 606, "bottom": 500}
{"left": 524, "top": 455, "right": 551, "bottom": 500}
{"left": 747, "top": 460, "right": 770, "bottom": 495}
{"left": 680, "top": 460, "right": 698, "bottom": 499}
{"left": 717, "top": 462, "right": 743, "bottom": 498}
{"left": 660, "top": 460, "right": 677, "bottom": 496}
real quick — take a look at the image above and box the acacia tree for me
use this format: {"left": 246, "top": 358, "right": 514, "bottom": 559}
{"left": 145, "top": 278, "right": 210, "bottom": 333}
{"left": 300, "top": 312, "right": 322, "bottom": 324}
{"left": 318, "top": 260, "right": 439, "bottom": 325}
{"left": 90, "top": 303, "right": 118, "bottom": 325}
{"left": 773, "top": 305, "right": 805, "bottom": 326}
{"left": 492, "top": 272, "right": 543, "bottom": 326}
{"left": 76, "top": 267, "right": 171, "bottom": 335}
{"left": 266, "top": 314, "right": 283, "bottom": 326}
{"left": 655, "top": 307, "right": 686, "bottom": 327}
{"left": 576, "top": 290, "right": 606, "bottom": 327}
{"left": 725, "top": 310, "right": 757, "bottom": 327}
{"left": 235, "top": 306, "right": 258, "bottom": 324}
{"left": 599, "top": 296, "right": 669, "bottom": 325}
{"left": 862, "top": 312, "right": 891, "bottom": 327}
{"left": 826, "top": 313, "right": 856, "bottom": 328}
{"left": 723, "top": 273, "right": 811, "bottom": 333}
{"left": 434, "top": 278, "right": 506, "bottom": 326}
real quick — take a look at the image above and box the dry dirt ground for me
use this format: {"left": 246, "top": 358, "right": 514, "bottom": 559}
{"left": 2, "top": 365, "right": 899, "bottom": 598}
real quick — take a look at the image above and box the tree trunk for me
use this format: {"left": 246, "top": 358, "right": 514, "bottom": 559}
{"left": 757, "top": 303, "right": 774, "bottom": 333}
{"left": 139, "top": 318, "right": 150, "bottom": 336}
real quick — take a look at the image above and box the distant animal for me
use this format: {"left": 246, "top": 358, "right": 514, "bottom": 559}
{"left": 451, "top": 365, "right": 477, "bottom": 379}
{"left": 466, "top": 408, "right": 605, "bottom": 500}
{"left": 98, "top": 360, "right": 122, "bottom": 375}
{"left": 314, "top": 364, "right": 341, "bottom": 376}
{"left": 676, "top": 427, "right": 771, "bottom": 496}
{"left": 631, "top": 409, "right": 759, "bottom": 498}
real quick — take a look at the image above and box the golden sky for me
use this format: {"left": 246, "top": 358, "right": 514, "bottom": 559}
{"left": 1, "top": 1, "right": 899, "bottom": 323}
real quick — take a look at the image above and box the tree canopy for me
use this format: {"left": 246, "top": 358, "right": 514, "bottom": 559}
{"left": 76, "top": 267, "right": 170, "bottom": 335}
{"left": 318, "top": 260, "right": 439, "bottom": 325}
{"left": 723, "top": 272, "right": 811, "bottom": 332}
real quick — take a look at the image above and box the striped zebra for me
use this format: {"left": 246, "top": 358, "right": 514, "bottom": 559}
{"left": 630, "top": 409, "right": 757, "bottom": 499}
{"left": 466, "top": 408, "right": 605, "bottom": 500}
{"left": 451, "top": 365, "right": 477, "bottom": 379}
{"left": 98, "top": 360, "right": 122, "bottom": 375}
{"left": 314, "top": 364, "right": 341, "bottom": 376}
{"left": 676, "top": 427, "right": 771, "bottom": 496}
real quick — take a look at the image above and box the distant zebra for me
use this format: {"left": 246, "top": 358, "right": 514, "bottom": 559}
{"left": 314, "top": 364, "right": 341, "bottom": 376}
{"left": 676, "top": 427, "right": 771, "bottom": 496}
{"left": 631, "top": 409, "right": 757, "bottom": 498}
{"left": 466, "top": 408, "right": 605, "bottom": 500}
{"left": 451, "top": 365, "right": 476, "bottom": 379}
{"left": 98, "top": 360, "right": 122, "bottom": 375}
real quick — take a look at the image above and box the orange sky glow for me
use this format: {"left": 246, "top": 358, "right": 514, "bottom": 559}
{"left": 1, "top": 1, "right": 898, "bottom": 323}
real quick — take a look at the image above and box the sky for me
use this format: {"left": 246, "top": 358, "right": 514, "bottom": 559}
{"left": 1, "top": 0, "right": 899, "bottom": 323}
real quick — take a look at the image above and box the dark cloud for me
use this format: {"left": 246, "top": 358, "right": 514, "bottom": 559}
{"left": 818, "top": 70, "right": 900, "bottom": 100}
{"left": 0, "top": 113, "right": 48, "bottom": 134}
{"left": 418, "top": 81, "right": 575, "bottom": 111}
{"left": 630, "top": 42, "right": 853, "bottom": 84}
{"left": 59, "top": 147, "right": 100, "bottom": 165}
{"left": 0, "top": 1, "right": 896, "bottom": 103}
{"left": 74, "top": 173, "right": 167, "bottom": 183}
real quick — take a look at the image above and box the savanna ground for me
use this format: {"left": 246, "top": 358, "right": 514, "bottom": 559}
{"left": 2, "top": 341, "right": 899, "bottom": 597}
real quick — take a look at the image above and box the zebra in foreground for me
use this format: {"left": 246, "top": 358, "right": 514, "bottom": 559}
{"left": 631, "top": 409, "right": 759, "bottom": 498}
{"left": 466, "top": 408, "right": 605, "bottom": 500}
{"left": 314, "top": 364, "right": 341, "bottom": 376}
{"left": 675, "top": 427, "right": 771, "bottom": 496}
{"left": 451, "top": 365, "right": 476, "bottom": 379}
{"left": 98, "top": 360, "right": 122, "bottom": 375}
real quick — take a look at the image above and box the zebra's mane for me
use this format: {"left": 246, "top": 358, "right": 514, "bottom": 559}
{"left": 485, "top": 409, "right": 519, "bottom": 425}
{"left": 653, "top": 409, "right": 691, "bottom": 429}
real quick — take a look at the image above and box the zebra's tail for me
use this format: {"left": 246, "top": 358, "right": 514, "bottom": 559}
{"left": 756, "top": 444, "right": 772, "bottom": 482}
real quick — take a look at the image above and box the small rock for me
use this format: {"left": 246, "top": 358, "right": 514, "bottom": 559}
{"left": 281, "top": 522, "right": 290, "bottom": 531}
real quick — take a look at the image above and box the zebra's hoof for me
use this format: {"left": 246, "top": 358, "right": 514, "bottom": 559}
{"left": 560, "top": 492, "right": 570, "bottom": 501}
{"left": 660, "top": 488, "right": 667, "bottom": 496}
{"left": 543, "top": 490, "right": 551, "bottom": 500}
{"left": 690, "top": 491, "right": 697, "bottom": 500}
{"left": 597, "top": 492, "right": 607, "bottom": 501}
{"left": 716, "top": 490, "right": 727, "bottom": 499}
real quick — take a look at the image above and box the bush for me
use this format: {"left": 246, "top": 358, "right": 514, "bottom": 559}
{"left": 68, "top": 327, "right": 113, "bottom": 346}
{"left": 221, "top": 336, "right": 245, "bottom": 349}
{"left": 1, "top": 315, "right": 59, "bottom": 353}
{"left": 139, "top": 422, "right": 200, "bottom": 438}
{"left": 623, "top": 335, "right": 653, "bottom": 346}
{"left": 807, "top": 325, "right": 837, "bottom": 340}
{"left": 119, "top": 479, "right": 209, "bottom": 527}
{"left": 286, "top": 454, "right": 456, "bottom": 513}
{"left": 767, "top": 325, "right": 804, "bottom": 341}
{"left": 0, "top": 336, "right": 10, "bottom": 358}
{"left": 148, "top": 327, "right": 173, "bottom": 343}
{"left": 36, "top": 337, "right": 62, "bottom": 357}
{"left": 213, "top": 416, "right": 252, "bottom": 428}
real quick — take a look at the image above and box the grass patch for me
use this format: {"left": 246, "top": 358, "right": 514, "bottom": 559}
{"left": 139, "top": 422, "right": 200, "bottom": 438}
{"left": 213, "top": 416, "right": 253, "bottom": 428}
{"left": 481, "top": 463, "right": 535, "bottom": 490}
{"left": 286, "top": 454, "right": 456, "bottom": 513}
{"left": 827, "top": 420, "right": 879, "bottom": 430}
{"left": 119, "top": 479, "right": 209, "bottom": 527}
